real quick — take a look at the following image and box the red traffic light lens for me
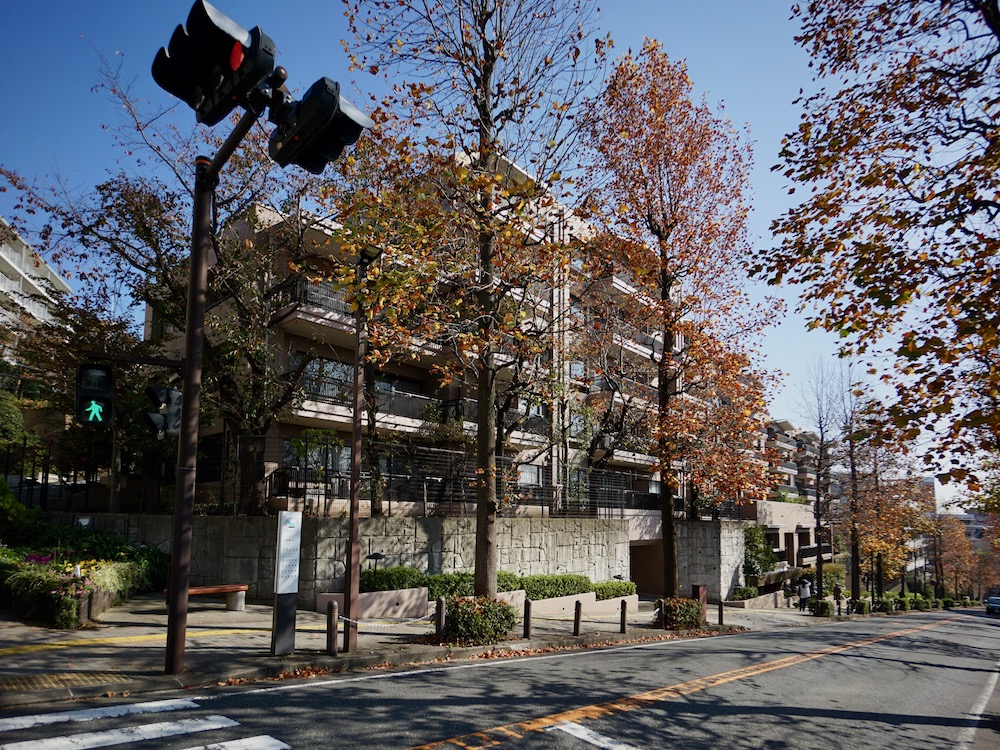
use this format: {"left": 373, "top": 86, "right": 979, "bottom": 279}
{"left": 229, "top": 41, "right": 245, "bottom": 71}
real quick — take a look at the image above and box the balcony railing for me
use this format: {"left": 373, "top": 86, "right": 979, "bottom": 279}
{"left": 292, "top": 277, "right": 353, "bottom": 316}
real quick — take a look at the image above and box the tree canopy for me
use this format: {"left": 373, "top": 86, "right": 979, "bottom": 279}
{"left": 757, "top": 0, "right": 1000, "bottom": 487}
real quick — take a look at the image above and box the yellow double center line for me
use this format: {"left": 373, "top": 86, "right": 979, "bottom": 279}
{"left": 410, "top": 618, "right": 954, "bottom": 749}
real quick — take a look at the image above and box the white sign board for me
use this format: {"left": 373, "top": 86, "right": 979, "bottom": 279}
{"left": 274, "top": 510, "right": 303, "bottom": 595}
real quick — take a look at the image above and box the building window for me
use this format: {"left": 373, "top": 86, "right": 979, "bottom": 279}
{"left": 518, "top": 464, "right": 542, "bottom": 486}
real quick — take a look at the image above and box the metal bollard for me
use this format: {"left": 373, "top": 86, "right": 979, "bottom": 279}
{"left": 656, "top": 598, "right": 665, "bottom": 629}
{"left": 523, "top": 599, "right": 532, "bottom": 639}
{"left": 435, "top": 596, "right": 446, "bottom": 643}
{"left": 718, "top": 600, "right": 724, "bottom": 626}
{"left": 326, "top": 601, "right": 339, "bottom": 657}
{"left": 620, "top": 599, "right": 628, "bottom": 634}
{"left": 573, "top": 600, "right": 582, "bottom": 637}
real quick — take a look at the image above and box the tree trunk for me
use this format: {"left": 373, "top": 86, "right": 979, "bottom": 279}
{"left": 474, "top": 354, "right": 498, "bottom": 597}
{"left": 660, "top": 485, "right": 678, "bottom": 598}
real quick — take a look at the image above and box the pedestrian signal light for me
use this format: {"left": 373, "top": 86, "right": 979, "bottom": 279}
{"left": 75, "top": 364, "right": 114, "bottom": 428}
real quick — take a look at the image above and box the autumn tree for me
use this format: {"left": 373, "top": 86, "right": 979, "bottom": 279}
{"left": 341, "top": 0, "right": 609, "bottom": 596}
{"left": 12, "top": 298, "right": 166, "bottom": 511}
{"left": 581, "top": 39, "right": 777, "bottom": 597}
{"left": 1, "top": 61, "right": 345, "bottom": 513}
{"left": 845, "top": 409, "right": 934, "bottom": 598}
{"left": 757, "top": 0, "right": 1000, "bottom": 487}
{"left": 938, "top": 515, "right": 977, "bottom": 597}
{"left": 796, "top": 360, "right": 846, "bottom": 598}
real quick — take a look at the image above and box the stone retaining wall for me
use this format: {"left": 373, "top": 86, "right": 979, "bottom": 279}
{"left": 51, "top": 513, "right": 630, "bottom": 610}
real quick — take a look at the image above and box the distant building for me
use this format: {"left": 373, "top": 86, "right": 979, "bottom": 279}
{"left": 0, "top": 217, "right": 71, "bottom": 360}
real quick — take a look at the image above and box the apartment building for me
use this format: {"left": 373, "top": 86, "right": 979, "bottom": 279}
{"left": 0, "top": 217, "right": 72, "bottom": 360}
{"left": 735, "top": 419, "right": 832, "bottom": 570}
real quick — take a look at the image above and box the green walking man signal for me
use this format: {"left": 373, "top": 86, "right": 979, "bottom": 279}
{"left": 75, "top": 364, "right": 114, "bottom": 428}
{"left": 84, "top": 399, "right": 105, "bottom": 422}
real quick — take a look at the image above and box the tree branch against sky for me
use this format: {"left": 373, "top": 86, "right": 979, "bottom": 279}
{"left": 582, "top": 39, "right": 779, "bottom": 597}
{"left": 342, "top": 0, "right": 609, "bottom": 596}
{"left": 757, "top": 0, "right": 1000, "bottom": 488}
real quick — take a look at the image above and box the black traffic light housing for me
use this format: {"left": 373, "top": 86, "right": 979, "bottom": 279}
{"left": 145, "top": 386, "right": 182, "bottom": 439}
{"left": 152, "top": 0, "right": 275, "bottom": 126}
{"left": 76, "top": 364, "right": 114, "bottom": 428}
{"left": 268, "top": 78, "right": 375, "bottom": 174}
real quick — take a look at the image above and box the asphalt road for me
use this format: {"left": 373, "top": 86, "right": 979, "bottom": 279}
{"left": 1, "top": 610, "right": 998, "bottom": 750}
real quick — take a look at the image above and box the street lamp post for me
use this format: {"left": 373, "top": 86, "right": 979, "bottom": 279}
{"left": 343, "top": 245, "right": 382, "bottom": 652}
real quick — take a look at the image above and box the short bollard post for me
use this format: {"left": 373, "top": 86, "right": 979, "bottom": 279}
{"left": 573, "top": 600, "right": 583, "bottom": 636}
{"left": 620, "top": 599, "right": 628, "bottom": 634}
{"left": 326, "top": 601, "right": 339, "bottom": 657}
{"left": 523, "top": 599, "right": 532, "bottom": 639}
{"left": 435, "top": 596, "right": 446, "bottom": 643}
{"left": 656, "top": 598, "right": 665, "bottom": 629}
{"left": 718, "top": 600, "right": 724, "bottom": 626}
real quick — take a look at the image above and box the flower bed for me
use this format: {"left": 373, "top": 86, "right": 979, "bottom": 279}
{"left": 1, "top": 492, "right": 169, "bottom": 628}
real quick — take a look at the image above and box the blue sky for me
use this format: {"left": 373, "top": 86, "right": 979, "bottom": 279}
{"left": 0, "top": 0, "right": 843, "bottom": 424}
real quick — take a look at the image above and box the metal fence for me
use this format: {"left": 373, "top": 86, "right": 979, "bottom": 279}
{"left": 217, "top": 433, "right": 687, "bottom": 518}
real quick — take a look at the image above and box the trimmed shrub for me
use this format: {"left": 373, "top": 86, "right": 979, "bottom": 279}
{"left": 442, "top": 596, "right": 517, "bottom": 645}
{"left": 731, "top": 586, "right": 759, "bottom": 601}
{"left": 593, "top": 580, "right": 637, "bottom": 601}
{"left": 942, "top": 597, "right": 955, "bottom": 610}
{"left": 851, "top": 599, "right": 870, "bottom": 615}
{"left": 898, "top": 596, "right": 910, "bottom": 611}
{"left": 660, "top": 597, "right": 703, "bottom": 630}
{"left": 521, "top": 574, "right": 592, "bottom": 601}
{"left": 497, "top": 570, "right": 522, "bottom": 592}
{"left": 359, "top": 566, "right": 425, "bottom": 593}
{"left": 812, "top": 599, "right": 834, "bottom": 617}
{"left": 425, "top": 572, "right": 474, "bottom": 600}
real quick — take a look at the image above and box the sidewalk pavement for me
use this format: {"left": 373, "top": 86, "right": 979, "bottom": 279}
{"left": 0, "top": 594, "right": 822, "bottom": 710}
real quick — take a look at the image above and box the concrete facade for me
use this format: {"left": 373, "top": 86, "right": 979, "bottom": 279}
{"left": 56, "top": 513, "right": 630, "bottom": 610}
{"left": 678, "top": 520, "right": 745, "bottom": 604}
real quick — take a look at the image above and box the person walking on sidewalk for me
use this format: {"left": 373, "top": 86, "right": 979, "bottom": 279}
{"left": 797, "top": 578, "right": 812, "bottom": 612}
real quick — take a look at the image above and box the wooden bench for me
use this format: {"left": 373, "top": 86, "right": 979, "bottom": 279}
{"left": 171, "top": 584, "right": 248, "bottom": 611}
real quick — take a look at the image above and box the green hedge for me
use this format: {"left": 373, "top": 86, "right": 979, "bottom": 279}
{"left": 359, "top": 566, "right": 632, "bottom": 604}
{"left": 811, "top": 599, "right": 834, "bottom": 617}
{"left": 359, "top": 566, "right": 426, "bottom": 593}
{"left": 660, "top": 597, "right": 703, "bottom": 630}
{"left": 442, "top": 596, "right": 517, "bottom": 645}
{"left": 425, "top": 571, "right": 473, "bottom": 599}
{"left": 520, "top": 573, "right": 592, "bottom": 601}
{"left": 593, "top": 580, "right": 637, "bottom": 601}
{"left": 852, "top": 599, "right": 871, "bottom": 615}
{"left": 731, "top": 586, "right": 758, "bottom": 601}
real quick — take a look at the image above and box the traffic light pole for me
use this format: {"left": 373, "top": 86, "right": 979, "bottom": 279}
{"left": 165, "top": 101, "right": 268, "bottom": 675}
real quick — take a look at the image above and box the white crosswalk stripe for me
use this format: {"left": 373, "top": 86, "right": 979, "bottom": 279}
{"left": 0, "top": 698, "right": 291, "bottom": 750}
{"left": 180, "top": 736, "right": 290, "bottom": 750}
{"left": 0, "top": 699, "right": 199, "bottom": 732}
{"left": 0, "top": 716, "right": 239, "bottom": 750}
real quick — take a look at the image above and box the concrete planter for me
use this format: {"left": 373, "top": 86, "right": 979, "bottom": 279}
{"left": 316, "top": 587, "right": 431, "bottom": 619}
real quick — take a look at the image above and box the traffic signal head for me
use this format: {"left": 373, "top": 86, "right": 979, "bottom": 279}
{"left": 152, "top": 0, "right": 275, "bottom": 126}
{"left": 144, "top": 386, "right": 182, "bottom": 439}
{"left": 268, "top": 78, "right": 375, "bottom": 174}
{"left": 76, "top": 364, "right": 114, "bottom": 428}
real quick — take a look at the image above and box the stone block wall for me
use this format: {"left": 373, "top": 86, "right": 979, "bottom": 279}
{"left": 677, "top": 519, "right": 745, "bottom": 603}
{"left": 54, "top": 513, "right": 630, "bottom": 609}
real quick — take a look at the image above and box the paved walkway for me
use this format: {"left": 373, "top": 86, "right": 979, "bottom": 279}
{"left": 0, "top": 595, "right": 820, "bottom": 710}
